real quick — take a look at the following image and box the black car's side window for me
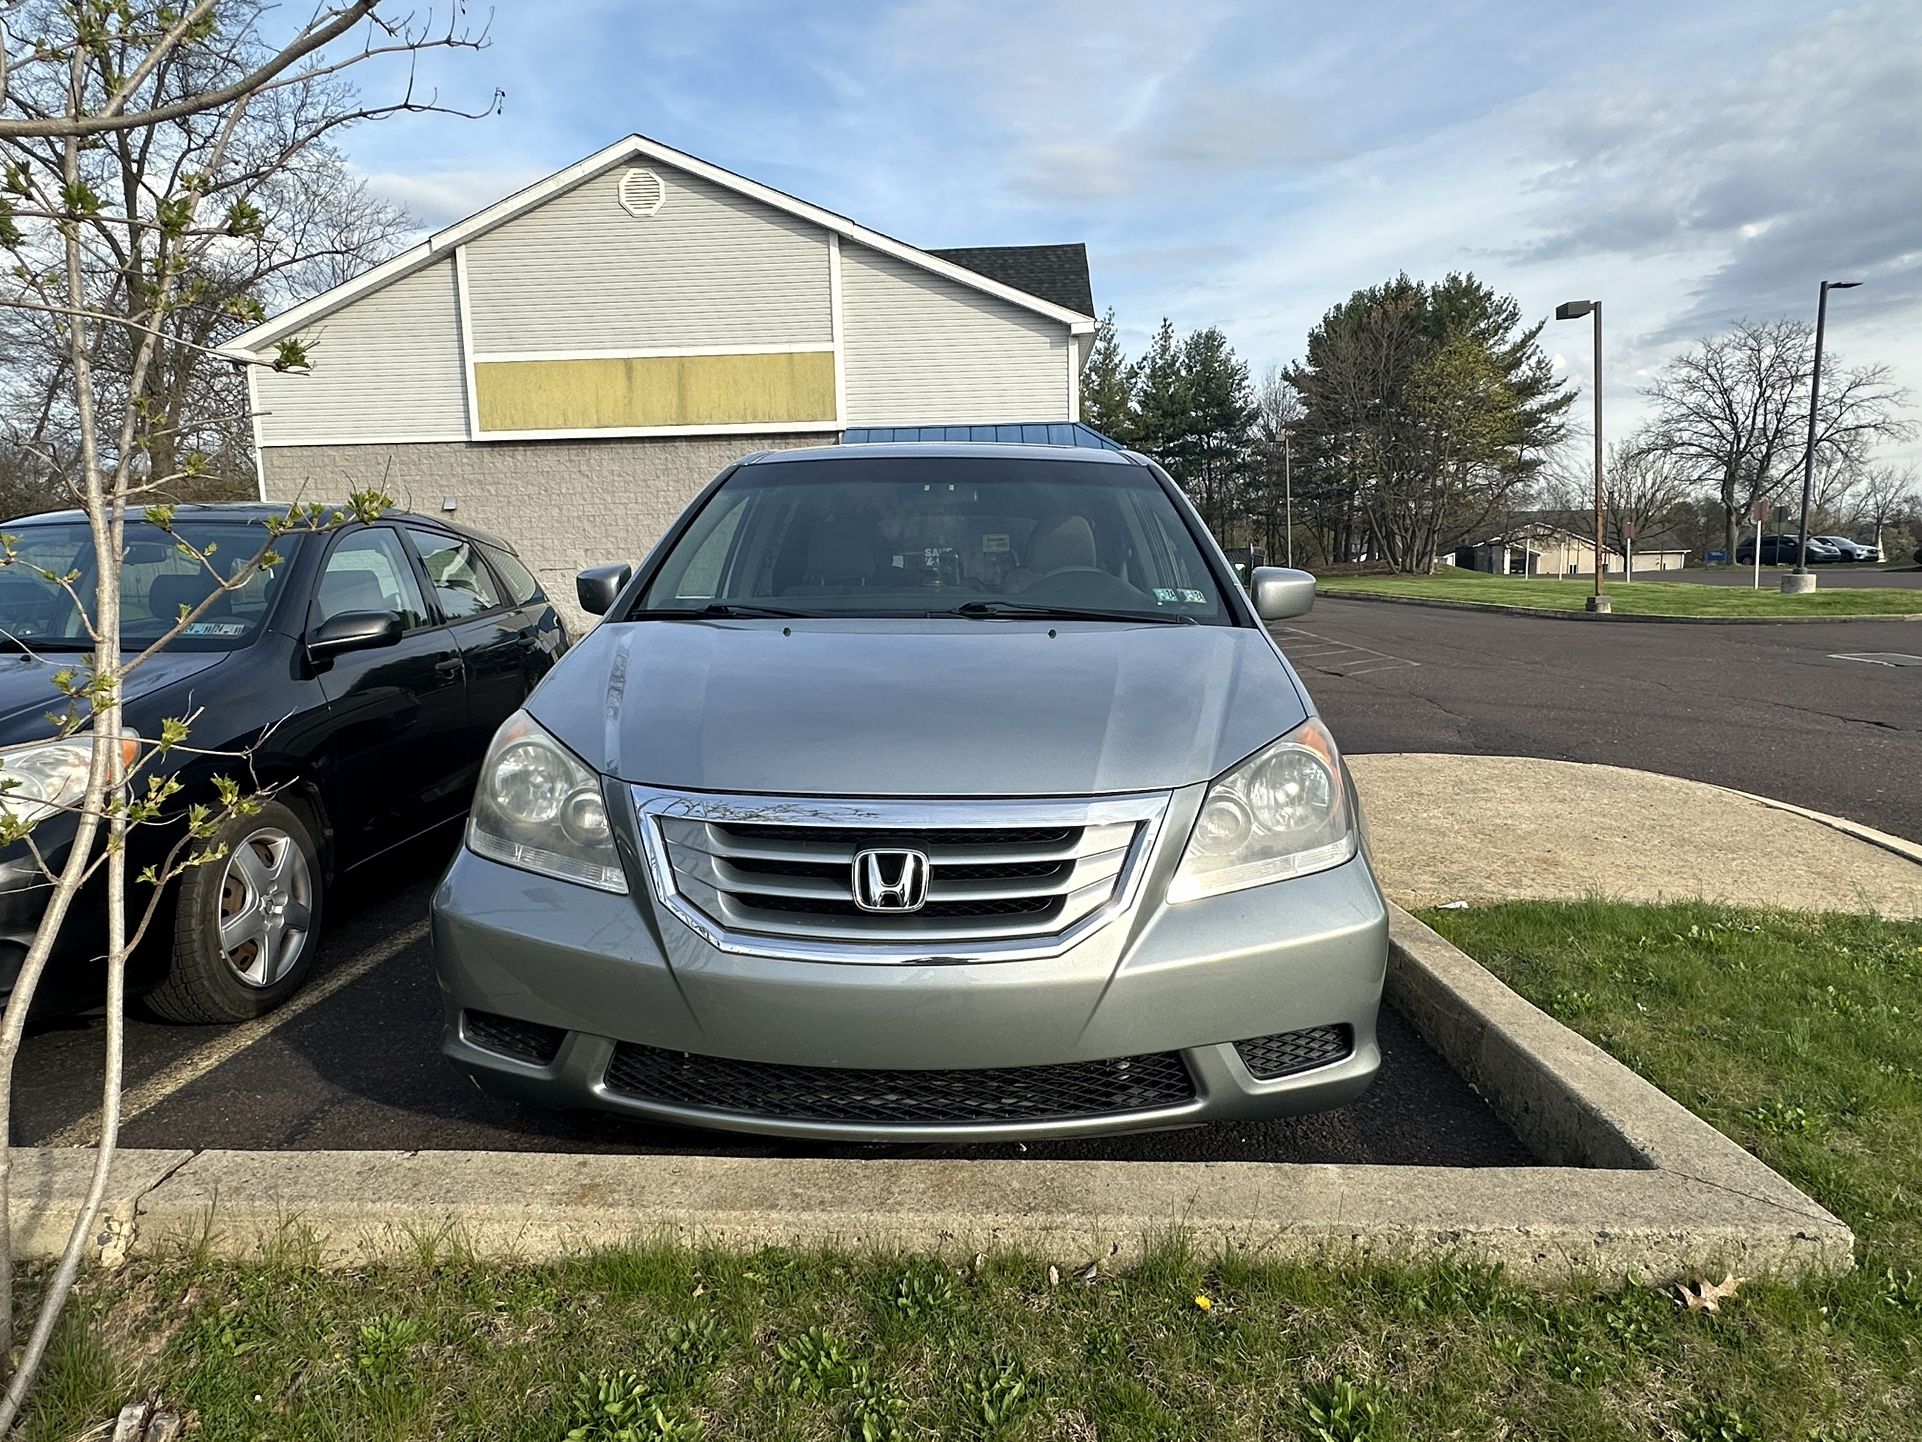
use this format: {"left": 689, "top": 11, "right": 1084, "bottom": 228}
{"left": 316, "top": 528, "right": 431, "bottom": 630}
{"left": 404, "top": 527, "right": 505, "bottom": 621}
{"left": 480, "top": 543, "right": 544, "bottom": 606}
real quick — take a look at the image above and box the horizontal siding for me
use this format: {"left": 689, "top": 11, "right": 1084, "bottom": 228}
{"left": 840, "top": 244, "right": 1070, "bottom": 427}
{"left": 464, "top": 162, "right": 832, "bottom": 353}
{"left": 252, "top": 260, "right": 468, "bottom": 444}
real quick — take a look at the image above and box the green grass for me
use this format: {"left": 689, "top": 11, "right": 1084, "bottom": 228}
{"left": 1317, "top": 567, "right": 1922, "bottom": 616}
{"left": 23, "top": 901, "right": 1922, "bottom": 1439}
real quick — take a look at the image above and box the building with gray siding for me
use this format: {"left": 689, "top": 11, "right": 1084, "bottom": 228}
{"left": 225, "top": 134, "right": 1097, "bottom": 624}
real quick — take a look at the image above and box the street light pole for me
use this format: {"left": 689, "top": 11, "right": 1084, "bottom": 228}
{"left": 1283, "top": 429, "right": 1294, "bottom": 568}
{"left": 1555, "top": 300, "right": 1609, "bottom": 613}
{"left": 1787, "top": 279, "right": 1861, "bottom": 592}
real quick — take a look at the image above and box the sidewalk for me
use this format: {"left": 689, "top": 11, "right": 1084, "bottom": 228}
{"left": 1348, "top": 753, "right": 1922, "bottom": 919}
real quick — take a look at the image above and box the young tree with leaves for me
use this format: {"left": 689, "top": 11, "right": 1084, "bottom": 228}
{"left": 0, "top": 0, "right": 492, "bottom": 1423}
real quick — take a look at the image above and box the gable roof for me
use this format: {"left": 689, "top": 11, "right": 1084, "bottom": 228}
{"left": 928, "top": 245, "right": 1094, "bottom": 317}
{"left": 224, "top": 134, "right": 1097, "bottom": 357}
{"left": 1466, "top": 510, "right": 1690, "bottom": 552}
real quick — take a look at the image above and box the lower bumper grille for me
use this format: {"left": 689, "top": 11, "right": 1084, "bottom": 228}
{"left": 464, "top": 1010, "right": 567, "bottom": 1066}
{"left": 603, "top": 1044, "right": 1195, "bottom": 1126}
{"left": 1233, "top": 1025, "right": 1352, "bottom": 1080}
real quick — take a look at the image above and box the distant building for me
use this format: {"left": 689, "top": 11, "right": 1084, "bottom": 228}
{"left": 1448, "top": 512, "right": 1689, "bottom": 577}
{"left": 223, "top": 134, "right": 1097, "bottom": 615}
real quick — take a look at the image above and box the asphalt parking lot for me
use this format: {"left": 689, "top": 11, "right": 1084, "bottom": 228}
{"left": 13, "top": 834, "right": 1530, "bottom": 1165}
{"left": 1284, "top": 598, "right": 1922, "bottom": 842}
{"left": 21, "top": 596, "right": 1918, "bottom": 1163}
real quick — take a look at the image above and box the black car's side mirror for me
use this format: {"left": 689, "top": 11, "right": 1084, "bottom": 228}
{"left": 576, "top": 563, "right": 632, "bottom": 617}
{"left": 307, "top": 609, "right": 403, "bottom": 660}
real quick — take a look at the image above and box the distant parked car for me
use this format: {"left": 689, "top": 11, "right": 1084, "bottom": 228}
{"left": 1736, "top": 534, "right": 1841, "bottom": 566}
{"left": 1813, "top": 535, "right": 1880, "bottom": 563}
{"left": 0, "top": 503, "right": 567, "bottom": 1020}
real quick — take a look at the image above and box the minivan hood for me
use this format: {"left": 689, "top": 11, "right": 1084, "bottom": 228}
{"left": 530, "top": 619, "right": 1309, "bottom": 798}
{"left": 0, "top": 648, "right": 227, "bottom": 745}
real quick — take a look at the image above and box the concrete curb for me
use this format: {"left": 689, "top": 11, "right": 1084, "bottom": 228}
{"left": 1717, "top": 788, "right": 1922, "bottom": 869}
{"left": 11, "top": 907, "right": 1851, "bottom": 1283}
{"left": 1319, "top": 589, "right": 1922, "bottom": 625}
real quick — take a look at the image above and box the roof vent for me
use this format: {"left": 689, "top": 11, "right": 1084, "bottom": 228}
{"left": 618, "top": 168, "right": 665, "bottom": 217}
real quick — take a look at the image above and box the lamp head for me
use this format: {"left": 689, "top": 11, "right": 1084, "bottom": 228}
{"left": 1555, "top": 300, "right": 1598, "bottom": 320}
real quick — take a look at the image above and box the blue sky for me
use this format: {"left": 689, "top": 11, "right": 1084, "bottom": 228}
{"left": 344, "top": 0, "right": 1921, "bottom": 456}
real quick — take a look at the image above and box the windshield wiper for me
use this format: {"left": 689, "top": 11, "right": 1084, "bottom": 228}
{"left": 633, "top": 602, "right": 814, "bottom": 620}
{"left": 950, "top": 601, "right": 1198, "bottom": 625}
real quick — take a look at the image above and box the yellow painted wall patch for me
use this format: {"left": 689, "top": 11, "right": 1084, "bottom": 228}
{"left": 473, "top": 351, "right": 837, "bottom": 432}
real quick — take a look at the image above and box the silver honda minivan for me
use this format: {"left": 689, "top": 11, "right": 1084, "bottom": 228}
{"left": 431, "top": 443, "right": 1387, "bottom": 1141}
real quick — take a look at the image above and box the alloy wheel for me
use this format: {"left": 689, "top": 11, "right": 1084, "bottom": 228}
{"left": 216, "top": 827, "right": 314, "bottom": 988}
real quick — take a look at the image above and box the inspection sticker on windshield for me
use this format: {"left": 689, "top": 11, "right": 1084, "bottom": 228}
{"left": 183, "top": 621, "right": 246, "bottom": 636}
{"left": 981, "top": 533, "right": 1009, "bottom": 553}
{"left": 1153, "top": 588, "right": 1208, "bottom": 605}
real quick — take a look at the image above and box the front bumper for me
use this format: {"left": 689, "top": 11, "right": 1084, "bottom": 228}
{"left": 431, "top": 780, "right": 1388, "bottom": 1143}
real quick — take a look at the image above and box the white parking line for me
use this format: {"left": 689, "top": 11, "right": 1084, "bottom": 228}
{"left": 1829, "top": 653, "right": 1922, "bottom": 668}
{"left": 1275, "top": 627, "right": 1421, "bottom": 676}
{"left": 42, "top": 919, "right": 429, "bottom": 1148}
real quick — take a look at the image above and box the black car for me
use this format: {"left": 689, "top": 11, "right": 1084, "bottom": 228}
{"left": 0, "top": 503, "right": 567, "bottom": 1021}
{"left": 1735, "top": 533, "right": 1841, "bottom": 566}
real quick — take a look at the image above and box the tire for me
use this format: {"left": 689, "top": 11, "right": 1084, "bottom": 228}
{"left": 146, "top": 798, "right": 325, "bottom": 1024}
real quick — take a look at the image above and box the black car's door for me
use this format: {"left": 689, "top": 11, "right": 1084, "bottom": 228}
{"left": 307, "top": 524, "right": 468, "bottom": 863}
{"left": 399, "top": 526, "right": 534, "bottom": 783}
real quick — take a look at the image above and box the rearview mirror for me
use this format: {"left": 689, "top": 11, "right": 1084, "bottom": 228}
{"left": 307, "top": 609, "right": 402, "bottom": 659}
{"left": 1249, "top": 566, "right": 1316, "bottom": 621}
{"left": 576, "top": 563, "right": 632, "bottom": 617}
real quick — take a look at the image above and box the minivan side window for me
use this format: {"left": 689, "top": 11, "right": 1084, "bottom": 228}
{"left": 405, "top": 527, "right": 504, "bottom": 620}
{"left": 316, "top": 528, "right": 430, "bottom": 629}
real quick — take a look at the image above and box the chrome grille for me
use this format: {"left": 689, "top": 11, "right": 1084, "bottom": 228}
{"left": 634, "top": 791, "right": 1169, "bottom": 962}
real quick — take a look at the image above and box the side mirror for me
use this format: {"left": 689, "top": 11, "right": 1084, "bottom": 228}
{"left": 576, "top": 562, "right": 632, "bottom": 617}
{"left": 307, "top": 609, "right": 402, "bottom": 659}
{"left": 1250, "top": 566, "right": 1316, "bottom": 621}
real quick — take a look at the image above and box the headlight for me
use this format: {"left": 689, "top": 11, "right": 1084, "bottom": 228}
{"left": 0, "top": 733, "right": 141, "bottom": 825}
{"left": 467, "top": 712, "right": 627, "bottom": 893}
{"left": 1166, "top": 717, "right": 1356, "bottom": 902}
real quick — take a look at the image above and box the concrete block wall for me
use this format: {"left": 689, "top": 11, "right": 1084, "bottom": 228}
{"left": 261, "top": 433, "right": 826, "bottom": 632}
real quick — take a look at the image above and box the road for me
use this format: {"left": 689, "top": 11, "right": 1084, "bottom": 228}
{"left": 1283, "top": 598, "right": 1922, "bottom": 843}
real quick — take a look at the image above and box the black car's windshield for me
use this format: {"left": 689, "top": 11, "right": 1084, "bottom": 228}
{"left": 0, "top": 520, "right": 298, "bottom": 651}
{"left": 635, "top": 455, "right": 1233, "bottom": 624}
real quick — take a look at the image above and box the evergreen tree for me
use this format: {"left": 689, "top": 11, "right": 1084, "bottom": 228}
{"left": 1176, "top": 326, "right": 1257, "bottom": 537}
{"left": 1286, "top": 272, "right": 1572, "bottom": 570}
{"left": 1079, "top": 309, "right": 1135, "bottom": 442}
{"left": 1129, "top": 318, "right": 1188, "bottom": 468}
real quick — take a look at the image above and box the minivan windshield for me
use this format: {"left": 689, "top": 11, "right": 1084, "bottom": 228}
{"left": 635, "top": 456, "right": 1234, "bottom": 624}
{"left": 0, "top": 520, "right": 298, "bottom": 651}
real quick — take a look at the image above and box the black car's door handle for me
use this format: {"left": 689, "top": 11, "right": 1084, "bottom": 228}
{"left": 434, "top": 656, "right": 464, "bottom": 679}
